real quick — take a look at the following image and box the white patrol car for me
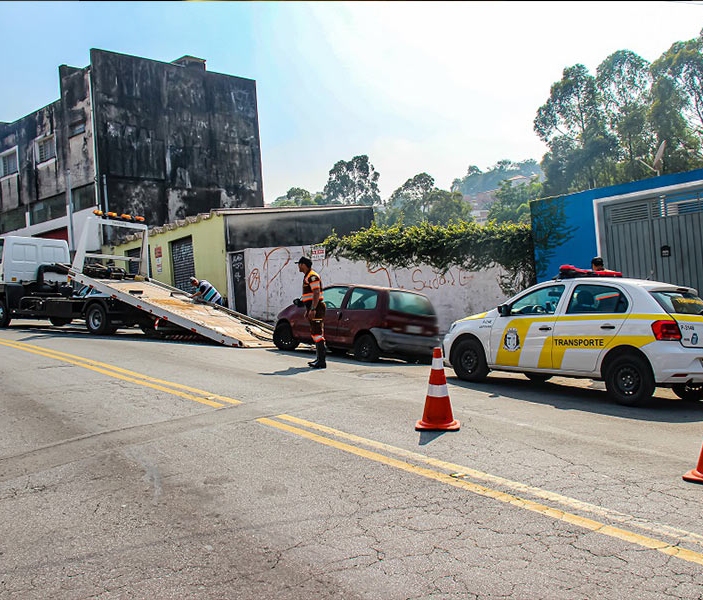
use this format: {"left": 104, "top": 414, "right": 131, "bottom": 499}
{"left": 442, "top": 266, "right": 703, "bottom": 406}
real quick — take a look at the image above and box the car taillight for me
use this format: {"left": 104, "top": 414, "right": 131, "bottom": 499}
{"left": 651, "top": 319, "right": 682, "bottom": 341}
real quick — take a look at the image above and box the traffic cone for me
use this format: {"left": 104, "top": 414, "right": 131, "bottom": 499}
{"left": 683, "top": 442, "right": 703, "bottom": 484}
{"left": 415, "top": 347, "right": 460, "bottom": 431}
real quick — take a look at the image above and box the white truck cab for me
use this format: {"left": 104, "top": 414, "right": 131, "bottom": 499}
{"left": 0, "top": 236, "right": 70, "bottom": 284}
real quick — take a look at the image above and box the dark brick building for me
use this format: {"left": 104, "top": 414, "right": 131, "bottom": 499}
{"left": 0, "top": 49, "right": 264, "bottom": 248}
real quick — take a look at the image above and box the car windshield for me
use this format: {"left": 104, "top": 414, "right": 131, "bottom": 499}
{"left": 389, "top": 290, "right": 435, "bottom": 316}
{"left": 650, "top": 290, "right": 703, "bottom": 315}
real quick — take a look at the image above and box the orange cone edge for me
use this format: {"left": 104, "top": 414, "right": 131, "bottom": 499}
{"left": 415, "top": 347, "right": 460, "bottom": 431}
{"left": 683, "top": 442, "right": 703, "bottom": 484}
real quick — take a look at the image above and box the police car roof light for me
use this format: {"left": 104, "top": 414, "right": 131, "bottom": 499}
{"left": 556, "top": 264, "right": 623, "bottom": 279}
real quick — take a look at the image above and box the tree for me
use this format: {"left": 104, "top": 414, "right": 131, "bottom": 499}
{"left": 650, "top": 33, "right": 703, "bottom": 171}
{"left": 270, "top": 187, "right": 317, "bottom": 207}
{"left": 323, "top": 155, "right": 381, "bottom": 206}
{"left": 376, "top": 174, "right": 473, "bottom": 227}
{"left": 596, "top": 50, "right": 657, "bottom": 181}
{"left": 488, "top": 179, "right": 542, "bottom": 224}
{"left": 534, "top": 64, "right": 619, "bottom": 194}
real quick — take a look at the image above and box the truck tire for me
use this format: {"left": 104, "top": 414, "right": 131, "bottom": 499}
{"left": 0, "top": 299, "right": 10, "bottom": 327}
{"left": 49, "top": 317, "right": 72, "bottom": 327}
{"left": 85, "top": 303, "right": 111, "bottom": 335}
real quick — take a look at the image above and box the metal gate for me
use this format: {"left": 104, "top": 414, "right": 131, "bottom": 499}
{"left": 603, "top": 188, "right": 703, "bottom": 293}
{"left": 170, "top": 236, "right": 195, "bottom": 291}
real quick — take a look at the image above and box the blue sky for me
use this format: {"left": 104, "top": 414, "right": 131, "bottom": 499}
{"left": 2, "top": 1, "right": 702, "bottom": 202}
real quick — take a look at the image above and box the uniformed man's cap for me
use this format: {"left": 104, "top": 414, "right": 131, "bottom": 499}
{"left": 591, "top": 256, "right": 604, "bottom": 267}
{"left": 297, "top": 257, "right": 312, "bottom": 268}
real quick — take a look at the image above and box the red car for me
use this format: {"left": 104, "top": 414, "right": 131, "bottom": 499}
{"left": 273, "top": 284, "right": 440, "bottom": 362}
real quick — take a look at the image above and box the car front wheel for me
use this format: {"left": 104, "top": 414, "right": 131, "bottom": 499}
{"left": 452, "top": 338, "right": 489, "bottom": 382}
{"left": 273, "top": 322, "right": 299, "bottom": 351}
{"left": 604, "top": 354, "right": 654, "bottom": 406}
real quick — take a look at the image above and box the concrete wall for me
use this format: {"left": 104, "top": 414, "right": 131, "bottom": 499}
{"left": 242, "top": 246, "right": 507, "bottom": 334}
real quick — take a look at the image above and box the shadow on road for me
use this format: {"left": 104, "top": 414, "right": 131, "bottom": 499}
{"left": 446, "top": 373, "right": 703, "bottom": 423}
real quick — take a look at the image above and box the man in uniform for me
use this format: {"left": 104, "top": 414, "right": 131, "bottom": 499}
{"left": 297, "top": 256, "right": 327, "bottom": 369}
{"left": 591, "top": 256, "right": 605, "bottom": 272}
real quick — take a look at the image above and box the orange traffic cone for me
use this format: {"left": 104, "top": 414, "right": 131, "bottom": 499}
{"left": 415, "top": 347, "right": 460, "bottom": 431}
{"left": 683, "top": 442, "right": 703, "bottom": 484}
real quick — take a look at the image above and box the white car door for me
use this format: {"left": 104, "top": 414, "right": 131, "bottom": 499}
{"left": 489, "top": 283, "right": 566, "bottom": 370}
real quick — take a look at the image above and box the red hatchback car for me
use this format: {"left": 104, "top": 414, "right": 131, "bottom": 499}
{"left": 273, "top": 284, "right": 441, "bottom": 362}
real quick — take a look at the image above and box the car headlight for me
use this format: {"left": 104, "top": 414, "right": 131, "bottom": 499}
{"left": 448, "top": 321, "right": 458, "bottom": 334}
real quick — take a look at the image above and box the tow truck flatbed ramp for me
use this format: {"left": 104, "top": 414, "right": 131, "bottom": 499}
{"left": 70, "top": 275, "right": 275, "bottom": 348}
{"left": 69, "top": 214, "right": 275, "bottom": 348}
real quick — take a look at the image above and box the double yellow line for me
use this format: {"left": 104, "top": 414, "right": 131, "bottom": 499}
{"left": 260, "top": 414, "right": 703, "bottom": 567}
{"left": 0, "top": 339, "right": 240, "bottom": 407}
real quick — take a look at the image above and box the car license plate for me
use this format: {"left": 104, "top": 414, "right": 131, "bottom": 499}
{"left": 406, "top": 325, "right": 423, "bottom": 334}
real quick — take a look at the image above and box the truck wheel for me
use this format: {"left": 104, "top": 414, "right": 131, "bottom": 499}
{"left": 0, "top": 299, "right": 10, "bottom": 327}
{"left": 49, "top": 317, "right": 72, "bottom": 327}
{"left": 452, "top": 338, "right": 489, "bottom": 382}
{"left": 85, "top": 303, "right": 111, "bottom": 335}
{"left": 604, "top": 353, "right": 654, "bottom": 406}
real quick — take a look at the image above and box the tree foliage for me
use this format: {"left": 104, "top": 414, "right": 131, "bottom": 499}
{"left": 323, "top": 155, "right": 381, "bottom": 206}
{"left": 487, "top": 179, "right": 542, "bottom": 224}
{"left": 535, "top": 31, "right": 703, "bottom": 196}
{"left": 451, "top": 159, "right": 542, "bottom": 196}
{"left": 377, "top": 173, "right": 473, "bottom": 226}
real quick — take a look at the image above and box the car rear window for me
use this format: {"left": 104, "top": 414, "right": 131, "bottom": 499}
{"left": 389, "top": 290, "right": 435, "bottom": 316}
{"left": 650, "top": 290, "right": 703, "bottom": 315}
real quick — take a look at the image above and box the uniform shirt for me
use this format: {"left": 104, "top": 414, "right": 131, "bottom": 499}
{"left": 301, "top": 269, "right": 324, "bottom": 306}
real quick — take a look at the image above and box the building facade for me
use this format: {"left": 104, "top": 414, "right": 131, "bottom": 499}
{"left": 530, "top": 169, "right": 703, "bottom": 294}
{"left": 0, "top": 49, "right": 264, "bottom": 249}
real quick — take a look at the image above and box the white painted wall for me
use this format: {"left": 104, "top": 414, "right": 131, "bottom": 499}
{"left": 240, "top": 246, "right": 508, "bottom": 334}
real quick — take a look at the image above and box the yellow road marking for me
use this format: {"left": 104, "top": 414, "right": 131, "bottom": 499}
{"left": 0, "top": 338, "right": 241, "bottom": 408}
{"left": 259, "top": 414, "right": 703, "bottom": 567}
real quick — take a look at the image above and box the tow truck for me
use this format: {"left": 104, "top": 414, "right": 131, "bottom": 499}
{"left": 0, "top": 211, "right": 275, "bottom": 348}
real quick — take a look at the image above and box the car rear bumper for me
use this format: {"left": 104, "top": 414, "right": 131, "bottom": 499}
{"left": 371, "top": 328, "right": 440, "bottom": 356}
{"left": 642, "top": 343, "right": 703, "bottom": 383}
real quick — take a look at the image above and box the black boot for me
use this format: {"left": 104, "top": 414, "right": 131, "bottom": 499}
{"left": 308, "top": 341, "right": 327, "bottom": 369}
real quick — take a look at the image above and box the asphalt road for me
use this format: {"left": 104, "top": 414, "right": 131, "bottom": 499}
{"left": 1, "top": 321, "right": 703, "bottom": 599}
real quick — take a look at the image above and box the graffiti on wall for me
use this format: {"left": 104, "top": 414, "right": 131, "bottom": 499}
{"left": 240, "top": 246, "right": 507, "bottom": 333}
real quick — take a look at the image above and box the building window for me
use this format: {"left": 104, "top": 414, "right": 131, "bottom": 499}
{"left": 0, "top": 147, "right": 19, "bottom": 178}
{"left": 30, "top": 193, "right": 67, "bottom": 225}
{"left": 0, "top": 206, "right": 27, "bottom": 234}
{"left": 35, "top": 136, "right": 56, "bottom": 164}
{"left": 69, "top": 122, "right": 86, "bottom": 137}
{"left": 71, "top": 183, "right": 96, "bottom": 211}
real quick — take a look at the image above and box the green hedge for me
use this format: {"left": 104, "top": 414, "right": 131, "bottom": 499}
{"left": 323, "top": 220, "right": 536, "bottom": 296}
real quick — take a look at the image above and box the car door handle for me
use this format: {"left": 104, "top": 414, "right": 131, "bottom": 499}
{"left": 539, "top": 326, "right": 552, "bottom": 331}
{"left": 600, "top": 324, "right": 616, "bottom": 330}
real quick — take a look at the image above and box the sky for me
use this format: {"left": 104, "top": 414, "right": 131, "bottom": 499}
{"left": 2, "top": 1, "right": 702, "bottom": 202}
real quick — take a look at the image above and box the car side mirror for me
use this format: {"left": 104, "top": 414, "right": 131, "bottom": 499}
{"left": 498, "top": 304, "right": 510, "bottom": 317}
